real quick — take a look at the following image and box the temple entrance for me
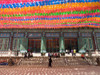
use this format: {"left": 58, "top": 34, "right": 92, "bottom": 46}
{"left": 46, "top": 38, "right": 59, "bottom": 53}
{"left": 65, "top": 38, "right": 78, "bottom": 52}
{"left": 28, "top": 39, "right": 41, "bottom": 53}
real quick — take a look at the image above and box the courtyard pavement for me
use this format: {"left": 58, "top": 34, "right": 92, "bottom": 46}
{"left": 0, "top": 65, "right": 100, "bottom": 75}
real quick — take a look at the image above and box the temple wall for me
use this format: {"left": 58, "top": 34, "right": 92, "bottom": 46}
{"left": 0, "top": 28, "right": 100, "bottom": 57}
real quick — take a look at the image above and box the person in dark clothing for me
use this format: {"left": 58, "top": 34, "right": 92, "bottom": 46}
{"left": 48, "top": 56, "right": 52, "bottom": 67}
{"left": 27, "top": 48, "right": 31, "bottom": 59}
{"left": 28, "top": 52, "right": 30, "bottom": 59}
{"left": 17, "top": 50, "right": 19, "bottom": 56}
{"left": 24, "top": 52, "right": 27, "bottom": 58}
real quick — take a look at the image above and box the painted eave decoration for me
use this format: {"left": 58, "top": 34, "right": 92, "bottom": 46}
{"left": 0, "top": 0, "right": 100, "bottom": 29}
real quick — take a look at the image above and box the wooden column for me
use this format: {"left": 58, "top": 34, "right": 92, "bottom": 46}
{"left": 92, "top": 30, "right": 97, "bottom": 51}
{"left": 25, "top": 31, "right": 27, "bottom": 38}
{"left": 78, "top": 28, "right": 82, "bottom": 52}
{"left": 10, "top": 32, "right": 13, "bottom": 51}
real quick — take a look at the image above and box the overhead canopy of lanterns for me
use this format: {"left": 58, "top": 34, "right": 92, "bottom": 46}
{"left": 0, "top": 0, "right": 100, "bottom": 29}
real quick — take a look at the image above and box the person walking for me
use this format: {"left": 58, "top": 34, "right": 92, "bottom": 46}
{"left": 48, "top": 56, "right": 52, "bottom": 67}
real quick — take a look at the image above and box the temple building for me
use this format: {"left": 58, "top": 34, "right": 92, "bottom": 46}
{"left": 0, "top": 0, "right": 100, "bottom": 56}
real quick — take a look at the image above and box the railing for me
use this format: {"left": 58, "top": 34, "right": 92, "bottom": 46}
{"left": 84, "top": 57, "right": 97, "bottom": 65}
{"left": 17, "top": 58, "right": 23, "bottom": 65}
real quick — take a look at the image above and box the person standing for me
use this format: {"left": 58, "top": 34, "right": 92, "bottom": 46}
{"left": 66, "top": 49, "right": 69, "bottom": 54}
{"left": 28, "top": 52, "right": 30, "bottom": 59}
{"left": 24, "top": 52, "right": 27, "bottom": 58}
{"left": 48, "top": 56, "right": 52, "bottom": 67}
{"left": 73, "top": 49, "right": 76, "bottom": 56}
{"left": 71, "top": 49, "right": 73, "bottom": 56}
{"left": 81, "top": 53, "right": 85, "bottom": 59}
{"left": 27, "top": 48, "right": 31, "bottom": 59}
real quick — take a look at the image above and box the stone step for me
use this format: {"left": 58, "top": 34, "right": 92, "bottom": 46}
{"left": 18, "top": 57, "right": 90, "bottom": 66}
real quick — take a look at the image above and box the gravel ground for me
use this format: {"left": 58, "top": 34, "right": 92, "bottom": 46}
{"left": 0, "top": 65, "right": 100, "bottom": 75}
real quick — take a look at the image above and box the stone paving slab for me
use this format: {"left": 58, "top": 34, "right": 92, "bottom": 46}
{"left": 0, "top": 65, "right": 100, "bottom": 75}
